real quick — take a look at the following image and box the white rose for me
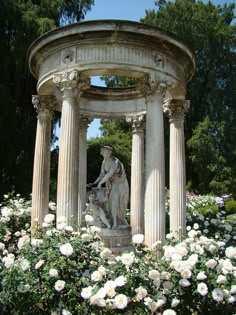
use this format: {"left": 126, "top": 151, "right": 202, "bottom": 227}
{"left": 212, "top": 288, "right": 224, "bottom": 302}
{"left": 205, "top": 259, "right": 217, "bottom": 269}
{"left": 91, "top": 270, "right": 103, "bottom": 282}
{"left": 98, "top": 266, "right": 106, "bottom": 276}
{"left": 60, "top": 243, "right": 74, "bottom": 257}
{"left": 81, "top": 286, "right": 93, "bottom": 299}
{"left": 100, "top": 248, "right": 112, "bottom": 260}
{"left": 193, "top": 223, "right": 199, "bottom": 230}
{"left": 0, "top": 242, "right": 5, "bottom": 251}
{"left": 135, "top": 286, "right": 147, "bottom": 301}
{"left": 1, "top": 207, "right": 12, "bottom": 217}
{"left": 197, "top": 282, "right": 208, "bottom": 296}
{"left": 54, "top": 280, "right": 65, "bottom": 292}
{"left": 179, "top": 279, "right": 191, "bottom": 287}
{"left": 17, "top": 235, "right": 30, "bottom": 249}
{"left": 49, "top": 268, "right": 58, "bottom": 277}
{"left": 148, "top": 269, "right": 160, "bottom": 280}
{"left": 20, "top": 258, "right": 30, "bottom": 271}
{"left": 96, "top": 288, "right": 107, "bottom": 299}
{"left": 62, "top": 309, "right": 72, "bottom": 315}
{"left": 114, "top": 276, "right": 127, "bottom": 287}
{"left": 35, "top": 259, "right": 45, "bottom": 269}
{"left": 197, "top": 271, "right": 207, "bottom": 280}
{"left": 120, "top": 252, "right": 135, "bottom": 266}
{"left": 104, "top": 280, "right": 116, "bottom": 297}
{"left": 57, "top": 222, "right": 67, "bottom": 230}
{"left": 181, "top": 269, "right": 192, "bottom": 279}
{"left": 217, "top": 275, "right": 227, "bottom": 284}
{"left": 44, "top": 213, "right": 55, "bottom": 224}
{"left": 85, "top": 214, "right": 94, "bottom": 223}
{"left": 31, "top": 238, "right": 43, "bottom": 247}
{"left": 132, "top": 234, "right": 144, "bottom": 244}
{"left": 114, "top": 294, "right": 128, "bottom": 309}
{"left": 81, "top": 233, "right": 92, "bottom": 242}
{"left": 225, "top": 246, "right": 236, "bottom": 259}
{"left": 171, "top": 298, "right": 180, "bottom": 307}
{"left": 3, "top": 256, "right": 14, "bottom": 268}
{"left": 163, "top": 310, "right": 177, "bottom": 315}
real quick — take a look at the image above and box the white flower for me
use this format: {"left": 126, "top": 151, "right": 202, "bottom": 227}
{"left": 212, "top": 288, "right": 224, "bottom": 302}
{"left": 144, "top": 298, "right": 158, "bottom": 312}
{"left": 197, "top": 271, "right": 207, "bottom": 280}
{"left": 221, "top": 259, "right": 233, "bottom": 274}
{"left": 181, "top": 269, "right": 192, "bottom": 279}
{"left": 171, "top": 298, "right": 180, "bottom": 307}
{"left": 100, "top": 248, "right": 112, "bottom": 260}
{"left": 193, "top": 223, "right": 199, "bottom": 230}
{"left": 1, "top": 207, "right": 12, "bottom": 217}
{"left": 148, "top": 269, "right": 160, "bottom": 280}
{"left": 104, "top": 280, "right": 116, "bottom": 297}
{"left": 135, "top": 286, "right": 147, "bottom": 301}
{"left": 91, "top": 270, "right": 103, "bottom": 282}
{"left": 90, "top": 295, "right": 106, "bottom": 307}
{"left": 114, "top": 294, "right": 128, "bottom": 309}
{"left": 179, "top": 279, "right": 191, "bottom": 287}
{"left": 225, "top": 246, "right": 236, "bottom": 259}
{"left": 62, "top": 310, "right": 72, "bottom": 315}
{"left": 163, "top": 281, "right": 174, "bottom": 290}
{"left": 230, "top": 285, "right": 236, "bottom": 294}
{"left": 31, "top": 238, "right": 43, "bottom": 247}
{"left": 96, "top": 288, "right": 107, "bottom": 299}
{"left": 17, "top": 235, "right": 30, "bottom": 249}
{"left": 156, "top": 299, "right": 165, "bottom": 308}
{"left": 49, "top": 202, "right": 56, "bottom": 211}
{"left": 205, "top": 259, "right": 217, "bottom": 269}
{"left": 217, "top": 275, "right": 227, "bottom": 284}
{"left": 57, "top": 216, "right": 66, "bottom": 224}
{"left": 98, "top": 266, "right": 106, "bottom": 276}
{"left": 3, "top": 255, "right": 14, "bottom": 268}
{"left": 17, "top": 283, "right": 30, "bottom": 293}
{"left": 163, "top": 310, "right": 176, "bottom": 315}
{"left": 90, "top": 225, "right": 101, "bottom": 233}
{"left": 115, "top": 276, "right": 127, "bottom": 287}
{"left": 57, "top": 222, "right": 67, "bottom": 230}
{"left": 54, "top": 280, "right": 65, "bottom": 292}
{"left": 60, "top": 243, "right": 74, "bottom": 257}
{"left": 197, "top": 282, "right": 208, "bottom": 296}
{"left": 44, "top": 213, "right": 55, "bottom": 224}
{"left": 49, "top": 268, "right": 58, "bottom": 277}
{"left": 0, "top": 242, "right": 5, "bottom": 251}
{"left": 81, "top": 233, "right": 92, "bottom": 242}
{"left": 120, "top": 252, "right": 135, "bottom": 266}
{"left": 35, "top": 259, "right": 45, "bottom": 269}
{"left": 65, "top": 226, "right": 74, "bottom": 232}
{"left": 81, "top": 286, "right": 93, "bottom": 299}
{"left": 20, "top": 258, "right": 30, "bottom": 271}
{"left": 132, "top": 234, "right": 144, "bottom": 244}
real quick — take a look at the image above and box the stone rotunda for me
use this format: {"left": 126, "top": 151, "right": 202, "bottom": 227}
{"left": 28, "top": 20, "right": 195, "bottom": 248}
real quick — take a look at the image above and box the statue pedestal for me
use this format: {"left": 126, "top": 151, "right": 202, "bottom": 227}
{"left": 98, "top": 227, "right": 132, "bottom": 253}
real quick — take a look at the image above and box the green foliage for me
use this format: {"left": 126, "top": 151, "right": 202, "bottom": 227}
{"left": 100, "top": 76, "right": 137, "bottom": 88}
{"left": 141, "top": 0, "right": 236, "bottom": 195}
{"left": 0, "top": 0, "right": 94, "bottom": 196}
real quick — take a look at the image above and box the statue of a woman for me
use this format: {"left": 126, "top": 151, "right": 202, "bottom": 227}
{"left": 93, "top": 146, "right": 129, "bottom": 229}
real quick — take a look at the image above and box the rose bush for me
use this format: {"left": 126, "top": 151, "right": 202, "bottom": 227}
{"left": 0, "top": 195, "right": 235, "bottom": 314}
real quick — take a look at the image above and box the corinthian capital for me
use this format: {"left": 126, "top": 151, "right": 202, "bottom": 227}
{"left": 126, "top": 114, "right": 146, "bottom": 133}
{"left": 163, "top": 99, "right": 190, "bottom": 120}
{"left": 80, "top": 114, "right": 94, "bottom": 130}
{"left": 53, "top": 70, "right": 90, "bottom": 97}
{"left": 32, "top": 95, "right": 57, "bottom": 116}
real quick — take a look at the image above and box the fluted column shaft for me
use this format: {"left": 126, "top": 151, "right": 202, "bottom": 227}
{"left": 144, "top": 75, "right": 166, "bottom": 248}
{"left": 164, "top": 99, "right": 190, "bottom": 239}
{"left": 78, "top": 116, "right": 93, "bottom": 225}
{"left": 54, "top": 70, "right": 90, "bottom": 227}
{"left": 31, "top": 95, "right": 54, "bottom": 229}
{"left": 127, "top": 114, "right": 145, "bottom": 235}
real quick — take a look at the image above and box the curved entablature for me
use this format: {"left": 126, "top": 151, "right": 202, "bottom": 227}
{"left": 28, "top": 19, "right": 196, "bottom": 102}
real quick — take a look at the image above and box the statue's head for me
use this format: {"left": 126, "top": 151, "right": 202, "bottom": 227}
{"left": 100, "top": 145, "right": 113, "bottom": 158}
{"left": 87, "top": 190, "right": 96, "bottom": 202}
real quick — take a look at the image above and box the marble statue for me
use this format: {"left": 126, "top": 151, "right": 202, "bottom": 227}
{"left": 92, "top": 146, "right": 129, "bottom": 229}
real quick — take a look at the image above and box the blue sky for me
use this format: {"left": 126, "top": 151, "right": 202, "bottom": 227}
{"left": 83, "top": 0, "right": 234, "bottom": 138}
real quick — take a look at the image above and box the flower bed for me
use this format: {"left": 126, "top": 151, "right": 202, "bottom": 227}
{"left": 0, "top": 195, "right": 235, "bottom": 314}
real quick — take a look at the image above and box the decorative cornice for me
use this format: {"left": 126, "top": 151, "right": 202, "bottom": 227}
{"left": 163, "top": 99, "right": 190, "bottom": 121}
{"left": 32, "top": 95, "right": 57, "bottom": 116}
{"left": 53, "top": 70, "right": 90, "bottom": 97}
{"left": 126, "top": 114, "right": 145, "bottom": 133}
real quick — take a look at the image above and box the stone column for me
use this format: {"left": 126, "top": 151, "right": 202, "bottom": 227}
{"left": 143, "top": 73, "right": 167, "bottom": 248}
{"left": 126, "top": 114, "right": 145, "bottom": 235}
{"left": 53, "top": 70, "right": 90, "bottom": 227}
{"left": 163, "top": 99, "right": 190, "bottom": 239}
{"left": 78, "top": 115, "right": 93, "bottom": 226}
{"left": 31, "top": 95, "right": 55, "bottom": 229}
